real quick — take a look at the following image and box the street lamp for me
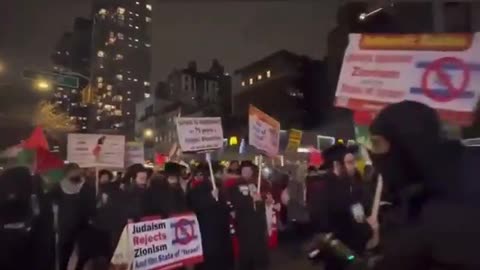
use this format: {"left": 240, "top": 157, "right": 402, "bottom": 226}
{"left": 36, "top": 80, "right": 51, "bottom": 91}
{"left": 144, "top": 128, "right": 154, "bottom": 139}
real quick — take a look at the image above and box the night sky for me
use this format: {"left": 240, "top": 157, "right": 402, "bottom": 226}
{"left": 1, "top": 0, "right": 341, "bottom": 84}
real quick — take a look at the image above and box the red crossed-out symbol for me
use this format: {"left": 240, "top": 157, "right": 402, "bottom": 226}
{"left": 171, "top": 218, "right": 197, "bottom": 245}
{"left": 421, "top": 57, "right": 470, "bottom": 103}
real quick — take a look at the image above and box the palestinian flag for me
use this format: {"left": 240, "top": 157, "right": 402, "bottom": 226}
{"left": 15, "top": 127, "right": 65, "bottom": 186}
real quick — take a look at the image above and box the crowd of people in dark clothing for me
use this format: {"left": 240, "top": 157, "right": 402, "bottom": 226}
{"left": 2, "top": 101, "right": 480, "bottom": 270}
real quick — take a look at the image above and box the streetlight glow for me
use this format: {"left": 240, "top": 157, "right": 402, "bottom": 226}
{"left": 144, "top": 128, "right": 154, "bottom": 138}
{"left": 36, "top": 80, "right": 51, "bottom": 90}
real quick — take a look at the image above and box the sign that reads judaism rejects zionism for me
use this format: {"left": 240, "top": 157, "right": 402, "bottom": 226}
{"left": 111, "top": 214, "right": 204, "bottom": 270}
{"left": 176, "top": 117, "right": 224, "bottom": 152}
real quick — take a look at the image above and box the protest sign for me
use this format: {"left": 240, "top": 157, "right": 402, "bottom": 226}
{"left": 286, "top": 129, "right": 303, "bottom": 152}
{"left": 176, "top": 117, "right": 224, "bottom": 152}
{"left": 335, "top": 33, "right": 480, "bottom": 125}
{"left": 125, "top": 142, "right": 145, "bottom": 167}
{"left": 248, "top": 105, "right": 280, "bottom": 156}
{"left": 111, "top": 213, "right": 203, "bottom": 270}
{"left": 67, "top": 134, "right": 125, "bottom": 168}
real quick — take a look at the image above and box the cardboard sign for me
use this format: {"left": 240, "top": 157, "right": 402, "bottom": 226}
{"left": 336, "top": 33, "right": 480, "bottom": 126}
{"left": 125, "top": 142, "right": 145, "bottom": 167}
{"left": 67, "top": 134, "right": 125, "bottom": 168}
{"left": 248, "top": 105, "right": 280, "bottom": 156}
{"left": 176, "top": 117, "right": 224, "bottom": 152}
{"left": 286, "top": 129, "right": 303, "bottom": 152}
{"left": 111, "top": 214, "right": 204, "bottom": 270}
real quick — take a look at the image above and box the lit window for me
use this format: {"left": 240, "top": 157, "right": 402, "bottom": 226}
{"left": 106, "top": 85, "right": 112, "bottom": 90}
{"left": 133, "top": 78, "right": 138, "bottom": 82}
{"left": 57, "top": 101, "right": 63, "bottom": 104}
{"left": 144, "top": 81, "right": 150, "bottom": 86}
{"left": 128, "top": 44, "right": 133, "bottom": 47}
{"left": 99, "top": 64, "right": 104, "bottom": 69}
{"left": 266, "top": 70, "right": 271, "bottom": 78}
{"left": 71, "top": 89, "right": 77, "bottom": 94}
{"left": 249, "top": 78, "right": 253, "bottom": 85}
{"left": 134, "top": 45, "right": 138, "bottom": 49}
{"left": 65, "top": 51, "right": 70, "bottom": 56}
{"left": 114, "top": 110, "right": 122, "bottom": 116}
{"left": 63, "top": 95, "right": 68, "bottom": 98}
{"left": 57, "top": 51, "right": 61, "bottom": 55}
{"left": 98, "top": 9, "right": 107, "bottom": 15}
{"left": 128, "top": 37, "right": 132, "bottom": 40}
{"left": 145, "top": 43, "right": 151, "bottom": 47}
{"left": 116, "top": 74, "right": 123, "bottom": 80}
{"left": 241, "top": 81, "right": 245, "bottom": 87}
{"left": 127, "top": 112, "right": 131, "bottom": 115}
{"left": 134, "top": 38, "right": 139, "bottom": 42}
{"left": 96, "top": 116, "right": 101, "bottom": 121}
{"left": 127, "top": 91, "right": 131, "bottom": 95}
{"left": 127, "top": 77, "right": 132, "bottom": 81}
{"left": 145, "top": 93, "right": 151, "bottom": 98}
{"left": 71, "top": 103, "right": 78, "bottom": 107}
{"left": 146, "top": 17, "right": 151, "bottom": 22}
{"left": 82, "top": 126, "right": 87, "bottom": 130}
{"left": 136, "top": 1, "right": 140, "bottom": 4}
{"left": 135, "top": 13, "right": 139, "bottom": 17}
{"left": 117, "top": 33, "right": 124, "bottom": 40}
{"left": 257, "top": 74, "right": 262, "bottom": 80}
{"left": 127, "top": 98, "right": 131, "bottom": 101}
{"left": 97, "top": 77, "right": 103, "bottom": 83}
{"left": 128, "top": 24, "right": 133, "bottom": 27}
{"left": 146, "top": 4, "right": 152, "bottom": 11}
{"left": 115, "top": 54, "right": 123, "bottom": 60}
{"left": 135, "top": 26, "right": 139, "bottom": 29}
{"left": 98, "top": 83, "right": 103, "bottom": 88}
{"left": 117, "top": 7, "right": 125, "bottom": 14}
{"left": 58, "top": 87, "right": 64, "bottom": 91}
{"left": 97, "top": 50, "right": 105, "bottom": 57}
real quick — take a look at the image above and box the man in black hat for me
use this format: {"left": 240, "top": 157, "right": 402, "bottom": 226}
{"left": 187, "top": 163, "right": 233, "bottom": 270}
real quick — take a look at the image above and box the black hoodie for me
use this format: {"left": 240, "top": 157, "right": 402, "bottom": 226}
{"left": 370, "top": 101, "right": 480, "bottom": 270}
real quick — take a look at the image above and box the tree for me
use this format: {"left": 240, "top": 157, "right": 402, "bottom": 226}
{"left": 32, "top": 101, "right": 77, "bottom": 137}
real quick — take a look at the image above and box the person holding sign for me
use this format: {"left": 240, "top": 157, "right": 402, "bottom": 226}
{"left": 186, "top": 163, "right": 234, "bottom": 270}
{"left": 225, "top": 161, "right": 270, "bottom": 270}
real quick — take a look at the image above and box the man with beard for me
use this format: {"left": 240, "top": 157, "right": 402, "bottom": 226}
{"left": 320, "top": 144, "right": 373, "bottom": 270}
{"left": 50, "top": 163, "right": 96, "bottom": 270}
{"left": 187, "top": 163, "right": 234, "bottom": 270}
{"left": 362, "top": 101, "right": 480, "bottom": 270}
{"left": 225, "top": 161, "right": 269, "bottom": 270}
{"left": 144, "top": 162, "right": 189, "bottom": 218}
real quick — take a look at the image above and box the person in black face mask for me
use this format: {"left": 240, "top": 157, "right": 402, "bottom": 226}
{"left": 365, "top": 101, "right": 480, "bottom": 270}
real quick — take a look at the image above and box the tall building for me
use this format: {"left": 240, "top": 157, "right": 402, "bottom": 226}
{"left": 91, "top": 0, "right": 152, "bottom": 138}
{"left": 51, "top": 17, "right": 93, "bottom": 132}
{"left": 233, "top": 50, "right": 328, "bottom": 131}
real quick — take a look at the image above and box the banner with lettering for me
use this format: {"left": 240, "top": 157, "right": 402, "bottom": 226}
{"left": 110, "top": 213, "right": 204, "bottom": 270}
{"left": 286, "top": 129, "right": 302, "bottom": 152}
{"left": 335, "top": 33, "right": 480, "bottom": 125}
{"left": 125, "top": 142, "right": 145, "bottom": 167}
{"left": 248, "top": 105, "right": 280, "bottom": 156}
{"left": 67, "top": 134, "right": 125, "bottom": 168}
{"left": 176, "top": 117, "right": 224, "bottom": 152}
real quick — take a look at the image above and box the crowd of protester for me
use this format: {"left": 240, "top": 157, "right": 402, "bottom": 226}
{"left": 2, "top": 101, "right": 480, "bottom": 270}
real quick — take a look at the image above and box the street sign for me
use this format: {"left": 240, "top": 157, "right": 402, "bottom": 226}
{"left": 23, "top": 69, "right": 79, "bottom": 89}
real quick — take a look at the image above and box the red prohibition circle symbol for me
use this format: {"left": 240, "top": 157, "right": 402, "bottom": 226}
{"left": 172, "top": 219, "right": 196, "bottom": 245}
{"left": 421, "top": 57, "right": 470, "bottom": 103}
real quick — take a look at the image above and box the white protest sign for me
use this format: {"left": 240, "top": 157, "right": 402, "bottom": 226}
{"left": 110, "top": 214, "right": 204, "bottom": 270}
{"left": 248, "top": 105, "right": 280, "bottom": 156}
{"left": 335, "top": 33, "right": 480, "bottom": 126}
{"left": 67, "top": 134, "right": 125, "bottom": 168}
{"left": 176, "top": 117, "right": 224, "bottom": 152}
{"left": 125, "top": 142, "right": 145, "bottom": 167}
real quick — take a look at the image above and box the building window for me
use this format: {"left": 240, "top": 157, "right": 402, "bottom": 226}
{"left": 106, "top": 85, "right": 112, "bottom": 90}
{"left": 115, "top": 54, "right": 123, "bottom": 60}
{"left": 134, "top": 38, "right": 139, "bottom": 42}
{"left": 249, "top": 78, "right": 253, "bottom": 85}
{"left": 144, "top": 81, "right": 150, "bottom": 86}
{"left": 266, "top": 70, "right": 271, "bottom": 78}
{"left": 127, "top": 91, "right": 131, "bottom": 95}
{"left": 145, "top": 43, "right": 151, "bottom": 47}
{"left": 136, "top": 1, "right": 140, "bottom": 5}
{"left": 116, "top": 74, "right": 123, "bottom": 80}
{"left": 128, "top": 24, "right": 133, "bottom": 28}
{"left": 117, "top": 7, "right": 125, "bottom": 14}
{"left": 146, "top": 17, "right": 151, "bottom": 23}
{"left": 135, "top": 26, "right": 139, "bottom": 29}
{"left": 133, "top": 78, "right": 138, "bottom": 82}
{"left": 98, "top": 9, "right": 107, "bottom": 15}
{"left": 97, "top": 50, "right": 105, "bottom": 57}
{"left": 257, "top": 74, "right": 262, "bottom": 80}
{"left": 97, "top": 77, "right": 103, "bottom": 83}
{"left": 98, "top": 83, "right": 103, "bottom": 88}
{"left": 117, "top": 33, "right": 124, "bottom": 40}
{"left": 127, "top": 98, "right": 131, "bottom": 101}
{"left": 135, "top": 13, "right": 139, "bottom": 17}
{"left": 128, "top": 44, "right": 133, "bottom": 47}
{"left": 146, "top": 4, "right": 152, "bottom": 11}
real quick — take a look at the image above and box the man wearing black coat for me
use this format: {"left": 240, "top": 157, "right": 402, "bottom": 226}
{"left": 187, "top": 163, "right": 233, "bottom": 270}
